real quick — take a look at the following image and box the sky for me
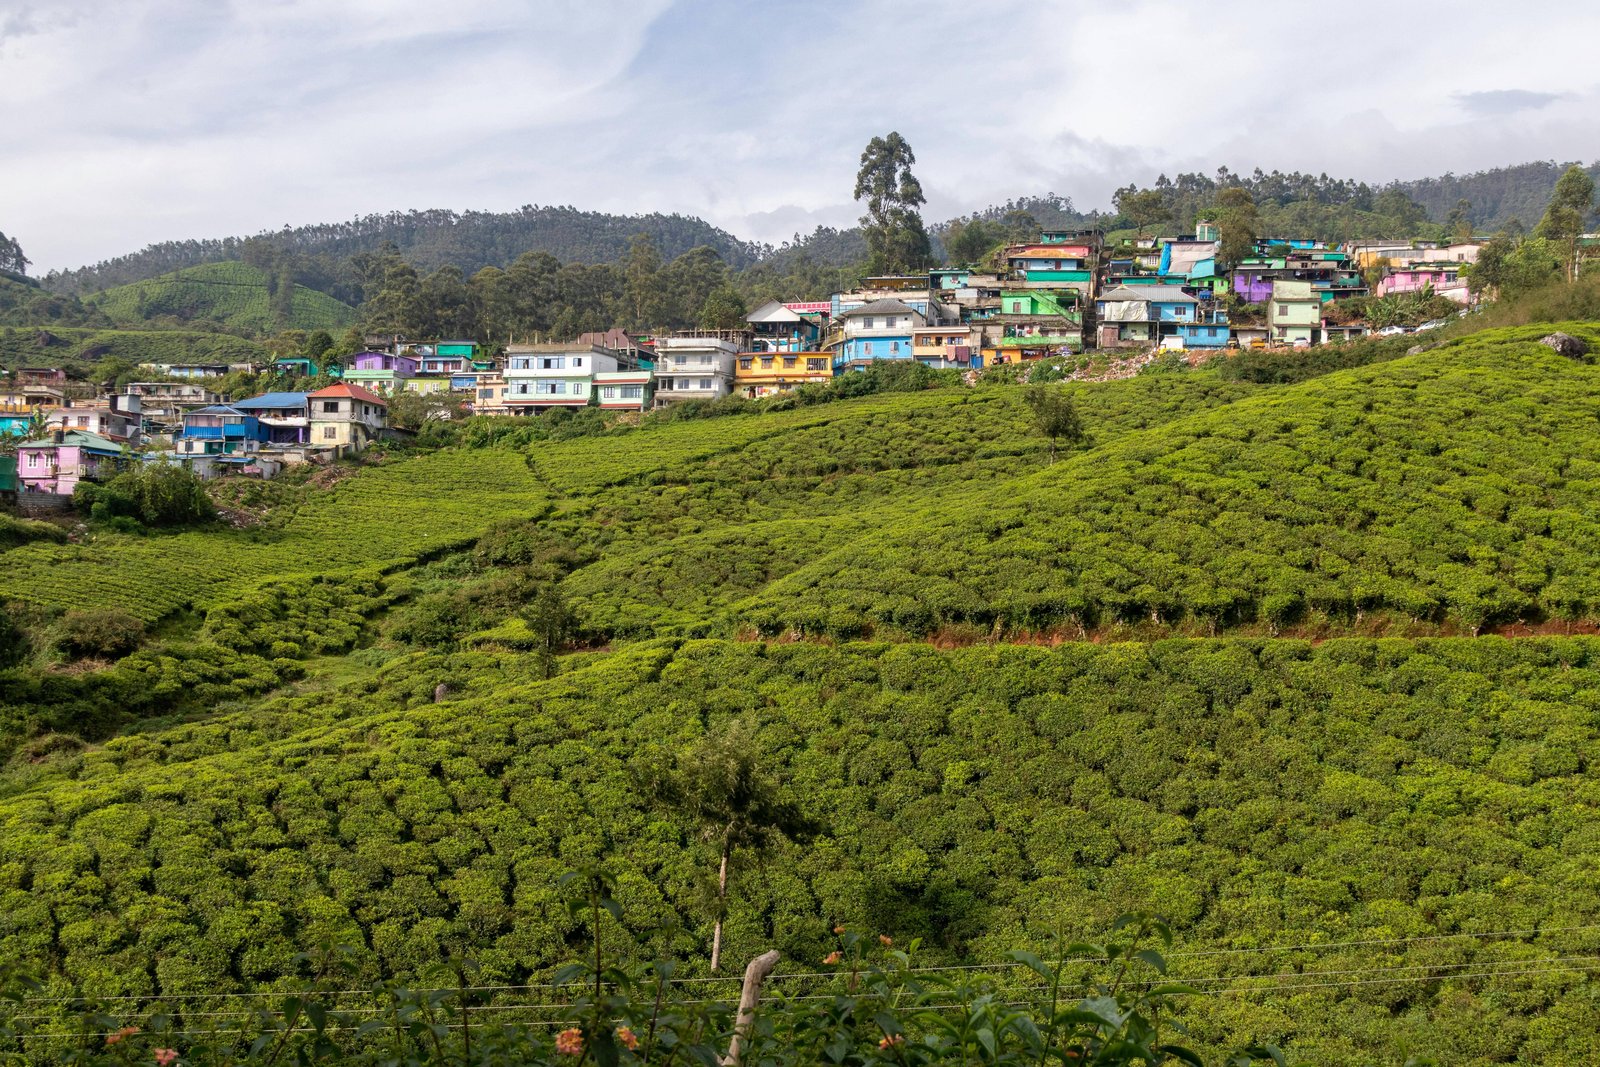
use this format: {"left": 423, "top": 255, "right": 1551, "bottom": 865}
{"left": 4, "top": 0, "right": 1600, "bottom": 272}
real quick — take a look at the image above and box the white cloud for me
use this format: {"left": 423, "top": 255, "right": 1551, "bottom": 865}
{"left": 4, "top": 0, "right": 1599, "bottom": 272}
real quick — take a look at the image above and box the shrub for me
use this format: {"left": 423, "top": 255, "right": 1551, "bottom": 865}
{"left": 59, "top": 608, "right": 146, "bottom": 660}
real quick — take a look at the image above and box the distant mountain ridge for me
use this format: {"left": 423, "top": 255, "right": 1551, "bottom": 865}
{"left": 38, "top": 159, "right": 1595, "bottom": 297}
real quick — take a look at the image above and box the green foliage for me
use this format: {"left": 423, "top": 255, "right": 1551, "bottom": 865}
{"left": 0, "top": 325, "right": 267, "bottom": 374}
{"left": 855, "top": 132, "right": 932, "bottom": 274}
{"left": 3, "top": 637, "right": 1600, "bottom": 1063}
{"left": 58, "top": 609, "right": 146, "bottom": 661}
{"left": 76, "top": 462, "right": 215, "bottom": 529}
{"left": 86, "top": 261, "right": 357, "bottom": 334}
{"left": 1022, "top": 384, "right": 1084, "bottom": 462}
{"left": 0, "top": 513, "right": 67, "bottom": 551}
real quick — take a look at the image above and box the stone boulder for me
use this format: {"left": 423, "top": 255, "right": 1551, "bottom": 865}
{"left": 1540, "top": 332, "right": 1589, "bottom": 359}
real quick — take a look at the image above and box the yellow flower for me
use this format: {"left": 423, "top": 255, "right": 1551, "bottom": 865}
{"left": 555, "top": 1027, "right": 584, "bottom": 1056}
{"left": 617, "top": 1027, "right": 639, "bottom": 1051}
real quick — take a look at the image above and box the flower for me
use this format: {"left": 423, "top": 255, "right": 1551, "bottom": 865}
{"left": 879, "top": 934, "right": 893, "bottom": 946}
{"left": 154, "top": 1050, "right": 179, "bottom": 1066}
{"left": 617, "top": 1027, "right": 639, "bottom": 1051}
{"left": 555, "top": 1028, "right": 584, "bottom": 1056}
{"left": 105, "top": 1026, "right": 140, "bottom": 1046}
{"left": 833, "top": 925, "right": 847, "bottom": 934}
{"left": 822, "top": 951, "right": 842, "bottom": 965}
{"left": 879, "top": 1034, "right": 905, "bottom": 1049}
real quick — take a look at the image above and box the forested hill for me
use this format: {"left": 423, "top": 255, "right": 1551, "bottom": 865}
{"left": 44, "top": 205, "right": 761, "bottom": 296}
{"left": 1396, "top": 160, "right": 1600, "bottom": 232}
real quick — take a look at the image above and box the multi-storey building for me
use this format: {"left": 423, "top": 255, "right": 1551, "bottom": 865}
{"left": 733, "top": 351, "right": 832, "bottom": 397}
{"left": 651, "top": 336, "right": 740, "bottom": 406}
{"left": 504, "top": 343, "right": 648, "bottom": 412}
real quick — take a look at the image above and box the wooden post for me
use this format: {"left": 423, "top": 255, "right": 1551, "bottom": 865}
{"left": 722, "top": 949, "right": 780, "bottom": 1067}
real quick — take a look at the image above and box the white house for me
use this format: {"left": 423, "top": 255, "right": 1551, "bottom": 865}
{"left": 651, "top": 336, "right": 739, "bottom": 406}
{"left": 504, "top": 343, "right": 627, "bottom": 412}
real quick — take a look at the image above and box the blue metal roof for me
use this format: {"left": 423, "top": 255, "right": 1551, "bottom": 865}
{"left": 233, "top": 392, "right": 308, "bottom": 409}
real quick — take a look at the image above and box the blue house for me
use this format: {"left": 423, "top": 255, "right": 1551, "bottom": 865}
{"left": 177, "top": 405, "right": 271, "bottom": 455}
{"left": 830, "top": 299, "right": 926, "bottom": 371}
{"left": 232, "top": 392, "right": 310, "bottom": 445}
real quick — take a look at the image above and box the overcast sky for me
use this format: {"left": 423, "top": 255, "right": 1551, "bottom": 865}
{"left": 5, "top": 0, "right": 1600, "bottom": 272}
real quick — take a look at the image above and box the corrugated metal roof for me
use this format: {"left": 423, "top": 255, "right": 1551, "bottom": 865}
{"left": 839, "top": 298, "right": 921, "bottom": 317}
{"left": 1096, "top": 285, "right": 1198, "bottom": 303}
{"left": 234, "top": 392, "right": 309, "bottom": 409}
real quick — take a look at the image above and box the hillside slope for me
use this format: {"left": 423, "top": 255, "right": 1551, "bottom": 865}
{"left": 5, "top": 636, "right": 1600, "bottom": 1065}
{"left": 0, "top": 324, "right": 268, "bottom": 370}
{"left": 86, "top": 261, "right": 357, "bottom": 332}
{"left": 734, "top": 326, "right": 1600, "bottom": 639}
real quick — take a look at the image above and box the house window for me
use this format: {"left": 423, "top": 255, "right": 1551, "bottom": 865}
{"left": 26, "top": 453, "right": 39, "bottom": 468}
{"left": 1277, "top": 304, "right": 1289, "bottom": 316}
{"left": 1276, "top": 327, "right": 1287, "bottom": 338}
{"left": 739, "top": 358, "right": 753, "bottom": 370}
{"left": 572, "top": 357, "right": 583, "bottom": 368}
{"left": 537, "top": 381, "right": 567, "bottom": 395}
{"left": 864, "top": 342, "right": 874, "bottom": 356}
{"left": 890, "top": 342, "right": 900, "bottom": 354}
{"left": 479, "top": 388, "right": 493, "bottom": 399}
{"left": 601, "top": 387, "right": 616, "bottom": 399}
{"left": 782, "top": 357, "right": 796, "bottom": 368}
{"left": 322, "top": 401, "right": 340, "bottom": 413}
{"left": 862, "top": 317, "right": 875, "bottom": 329}
{"left": 807, "top": 358, "right": 825, "bottom": 371}
{"left": 322, "top": 426, "right": 337, "bottom": 440}
{"left": 539, "top": 357, "right": 565, "bottom": 370}
{"left": 698, "top": 378, "right": 714, "bottom": 390}
{"left": 621, "top": 385, "right": 643, "bottom": 399}
{"left": 760, "top": 357, "right": 774, "bottom": 368}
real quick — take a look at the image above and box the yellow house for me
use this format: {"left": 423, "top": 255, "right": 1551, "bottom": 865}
{"left": 733, "top": 351, "right": 832, "bottom": 398}
{"left": 307, "top": 383, "right": 387, "bottom": 453}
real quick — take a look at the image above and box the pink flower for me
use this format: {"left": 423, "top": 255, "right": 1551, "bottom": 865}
{"left": 106, "top": 1026, "right": 139, "bottom": 1046}
{"left": 154, "top": 1050, "right": 179, "bottom": 1066}
{"left": 822, "top": 951, "right": 842, "bottom": 965}
{"left": 617, "top": 1026, "right": 639, "bottom": 1050}
{"left": 555, "top": 1027, "right": 584, "bottom": 1056}
{"left": 879, "top": 1034, "right": 905, "bottom": 1049}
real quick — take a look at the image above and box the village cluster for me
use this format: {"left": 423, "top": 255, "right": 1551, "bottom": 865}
{"left": 0, "top": 228, "right": 1483, "bottom": 498}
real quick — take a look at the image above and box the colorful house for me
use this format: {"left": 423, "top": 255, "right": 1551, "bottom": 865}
{"left": 1094, "top": 285, "right": 1202, "bottom": 348}
{"left": 1267, "top": 280, "right": 1323, "bottom": 344}
{"left": 831, "top": 299, "right": 926, "bottom": 370}
{"left": 910, "top": 327, "right": 978, "bottom": 368}
{"left": 594, "top": 370, "right": 654, "bottom": 410}
{"left": 232, "top": 392, "right": 310, "bottom": 445}
{"left": 307, "top": 383, "right": 388, "bottom": 453}
{"left": 746, "top": 300, "right": 824, "bottom": 353}
{"left": 997, "top": 290, "right": 1084, "bottom": 355}
{"left": 1375, "top": 264, "right": 1472, "bottom": 303}
{"left": 16, "top": 430, "right": 126, "bottom": 495}
{"left": 733, "top": 352, "right": 833, "bottom": 397}
{"left": 46, "top": 397, "right": 142, "bottom": 446}
{"left": 414, "top": 341, "right": 480, "bottom": 377}
{"left": 176, "top": 405, "right": 271, "bottom": 456}
{"left": 504, "top": 343, "right": 633, "bottom": 412}
{"left": 343, "top": 351, "right": 419, "bottom": 395}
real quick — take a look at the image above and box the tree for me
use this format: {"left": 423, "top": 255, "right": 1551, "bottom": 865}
{"left": 942, "top": 218, "right": 1003, "bottom": 267}
{"left": 0, "top": 231, "right": 29, "bottom": 277}
{"left": 623, "top": 234, "right": 666, "bottom": 329}
{"left": 1446, "top": 198, "right": 1474, "bottom": 242}
{"left": 1213, "top": 187, "right": 1259, "bottom": 269}
{"left": 1113, "top": 187, "right": 1171, "bottom": 238}
{"left": 519, "top": 584, "right": 574, "bottom": 680}
{"left": 1537, "top": 165, "right": 1596, "bottom": 280}
{"left": 698, "top": 284, "right": 747, "bottom": 330}
{"left": 1024, "top": 384, "right": 1085, "bottom": 464}
{"left": 854, "top": 132, "right": 932, "bottom": 274}
{"left": 651, "top": 719, "right": 819, "bottom": 972}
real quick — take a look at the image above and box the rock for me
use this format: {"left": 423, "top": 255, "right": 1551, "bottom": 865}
{"left": 433, "top": 683, "right": 455, "bottom": 703}
{"left": 1406, "top": 345, "right": 1427, "bottom": 356}
{"left": 1540, "top": 332, "right": 1589, "bottom": 359}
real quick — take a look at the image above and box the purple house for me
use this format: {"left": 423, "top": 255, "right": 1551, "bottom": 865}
{"left": 344, "top": 351, "right": 419, "bottom": 394}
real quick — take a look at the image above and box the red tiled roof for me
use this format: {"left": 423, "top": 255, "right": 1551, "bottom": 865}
{"left": 307, "top": 383, "right": 388, "bottom": 405}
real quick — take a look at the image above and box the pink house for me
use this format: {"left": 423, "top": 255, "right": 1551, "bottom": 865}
{"left": 17, "top": 429, "right": 127, "bottom": 495}
{"left": 1376, "top": 266, "right": 1473, "bottom": 304}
